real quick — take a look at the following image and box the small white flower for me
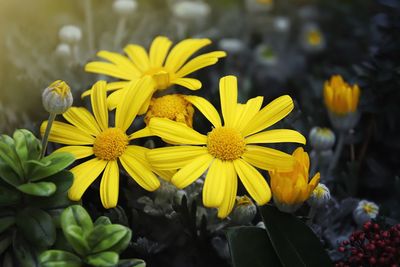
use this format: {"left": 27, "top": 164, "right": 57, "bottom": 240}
{"left": 300, "top": 23, "right": 325, "bottom": 52}
{"left": 172, "top": 1, "right": 210, "bottom": 21}
{"left": 113, "top": 0, "right": 137, "bottom": 16}
{"left": 308, "top": 183, "right": 331, "bottom": 208}
{"left": 353, "top": 200, "right": 379, "bottom": 226}
{"left": 59, "top": 25, "right": 82, "bottom": 44}
{"left": 55, "top": 43, "right": 71, "bottom": 58}
{"left": 309, "top": 127, "right": 336, "bottom": 151}
{"left": 273, "top": 16, "right": 291, "bottom": 32}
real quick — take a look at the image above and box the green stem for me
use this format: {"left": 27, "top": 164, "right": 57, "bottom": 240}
{"left": 41, "top": 113, "right": 56, "bottom": 158}
{"left": 310, "top": 151, "right": 320, "bottom": 177}
{"left": 327, "top": 132, "right": 345, "bottom": 176}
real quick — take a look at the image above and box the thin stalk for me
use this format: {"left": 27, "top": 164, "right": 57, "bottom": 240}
{"left": 307, "top": 206, "right": 317, "bottom": 225}
{"left": 327, "top": 132, "right": 345, "bottom": 175}
{"left": 84, "top": 0, "right": 95, "bottom": 53}
{"left": 71, "top": 43, "right": 80, "bottom": 65}
{"left": 114, "top": 17, "right": 127, "bottom": 50}
{"left": 41, "top": 113, "right": 56, "bottom": 158}
{"left": 310, "top": 151, "right": 320, "bottom": 177}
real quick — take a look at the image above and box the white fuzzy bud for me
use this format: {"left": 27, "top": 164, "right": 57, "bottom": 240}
{"left": 309, "top": 127, "right": 336, "bottom": 151}
{"left": 218, "top": 38, "right": 244, "bottom": 54}
{"left": 273, "top": 16, "right": 291, "bottom": 32}
{"left": 353, "top": 200, "right": 379, "bottom": 226}
{"left": 172, "top": 1, "right": 210, "bottom": 21}
{"left": 59, "top": 25, "right": 82, "bottom": 44}
{"left": 308, "top": 183, "right": 331, "bottom": 208}
{"left": 113, "top": 0, "right": 137, "bottom": 16}
{"left": 230, "top": 196, "right": 257, "bottom": 225}
{"left": 42, "top": 80, "right": 73, "bottom": 114}
{"left": 55, "top": 43, "right": 71, "bottom": 58}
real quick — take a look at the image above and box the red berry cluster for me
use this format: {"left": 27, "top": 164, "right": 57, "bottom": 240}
{"left": 335, "top": 221, "right": 400, "bottom": 266}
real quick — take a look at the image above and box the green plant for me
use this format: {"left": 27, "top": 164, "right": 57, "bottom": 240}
{"left": 40, "top": 205, "right": 145, "bottom": 267}
{"left": 0, "top": 129, "right": 75, "bottom": 266}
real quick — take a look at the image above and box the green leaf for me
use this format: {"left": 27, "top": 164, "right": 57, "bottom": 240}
{"left": 94, "top": 216, "right": 112, "bottom": 226}
{"left": 87, "top": 224, "right": 131, "bottom": 254}
{"left": 226, "top": 226, "right": 282, "bottom": 267}
{"left": 0, "top": 233, "right": 12, "bottom": 255}
{"left": 0, "top": 135, "right": 23, "bottom": 177}
{"left": 259, "top": 205, "right": 333, "bottom": 267}
{"left": 17, "top": 182, "right": 56, "bottom": 197}
{"left": 118, "top": 259, "right": 146, "bottom": 267}
{"left": 0, "top": 183, "right": 21, "bottom": 206}
{"left": 85, "top": 251, "right": 119, "bottom": 267}
{"left": 63, "top": 225, "right": 91, "bottom": 256}
{"left": 13, "top": 129, "right": 41, "bottom": 162}
{"left": 0, "top": 216, "right": 15, "bottom": 234}
{"left": 16, "top": 207, "right": 56, "bottom": 248}
{"left": 0, "top": 161, "right": 23, "bottom": 187}
{"left": 30, "top": 152, "right": 75, "bottom": 181}
{"left": 12, "top": 233, "right": 40, "bottom": 267}
{"left": 39, "top": 250, "right": 82, "bottom": 267}
{"left": 61, "top": 205, "right": 94, "bottom": 236}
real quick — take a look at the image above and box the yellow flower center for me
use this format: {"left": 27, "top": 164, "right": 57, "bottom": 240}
{"left": 93, "top": 128, "right": 128, "bottom": 161}
{"left": 49, "top": 80, "right": 71, "bottom": 98}
{"left": 144, "top": 68, "right": 170, "bottom": 90}
{"left": 145, "top": 94, "right": 194, "bottom": 127}
{"left": 207, "top": 127, "right": 246, "bottom": 161}
{"left": 307, "top": 30, "right": 322, "bottom": 46}
{"left": 363, "top": 203, "right": 377, "bottom": 215}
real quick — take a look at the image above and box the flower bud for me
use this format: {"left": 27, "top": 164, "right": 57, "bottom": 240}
{"left": 308, "top": 183, "right": 331, "bottom": 208}
{"left": 59, "top": 25, "right": 82, "bottom": 44}
{"left": 55, "top": 43, "right": 71, "bottom": 58}
{"left": 309, "top": 127, "right": 335, "bottom": 151}
{"left": 353, "top": 200, "right": 379, "bottom": 226}
{"left": 113, "top": 0, "right": 137, "bottom": 16}
{"left": 42, "top": 80, "right": 73, "bottom": 114}
{"left": 273, "top": 16, "right": 291, "bottom": 32}
{"left": 230, "top": 196, "right": 257, "bottom": 225}
{"left": 218, "top": 38, "right": 244, "bottom": 54}
{"left": 172, "top": 1, "right": 210, "bottom": 22}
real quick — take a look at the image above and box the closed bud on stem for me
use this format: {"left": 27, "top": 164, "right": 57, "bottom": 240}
{"left": 353, "top": 200, "right": 379, "bottom": 226}
{"left": 113, "top": 0, "right": 137, "bottom": 16}
{"left": 59, "top": 25, "right": 82, "bottom": 44}
{"left": 308, "top": 183, "right": 331, "bottom": 208}
{"left": 42, "top": 80, "right": 73, "bottom": 114}
{"left": 230, "top": 196, "right": 257, "bottom": 225}
{"left": 309, "top": 127, "right": 335, "bottom": 151}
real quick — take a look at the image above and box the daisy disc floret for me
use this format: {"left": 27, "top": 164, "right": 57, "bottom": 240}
{"left": 40, "top": 78, "right": 164, "bottom": 209}
{"left": 82, "top": 36, "right": 226, "bottom": 113}
{"left": 147, "top": 75, "right": 306, "bottom": 218}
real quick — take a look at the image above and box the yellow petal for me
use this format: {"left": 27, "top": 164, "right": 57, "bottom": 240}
{"left": 119, "top": 150, "right": 160, "bottom": 191}
{"left": 147, "top": 146, "right": 208, "bottom": 170}
{"left": 54, "top": 146, "right": 93, "bottom": 160}
{"left": 234, "top": 97, "right": 264, "bottom": 132}
{"left": 149, "top": 118, "right": 207, "bottom": 145}
{"left": 97, "top": 50, "right": 141, "bottom": 76}
{"left": 68, "top": 158, "right": 107, "bottom": 201}
{"left": 63, "top": 107, "right": 101, "bottom": 136}
{"left": 242, "top": 95, "right": 294, "bottom": 137}
{"left": 153, "top": 169, "right": 176, "bottom": 181}
{"left": 90, "top": 81, "right": 109, "bottom": 130}
{"left": 245, "top": 129, "right": 306, "bottom": 145}
{"left": 171, "top": 153, "right": 213, "bottom": 189}
{"left": 106, "top": 88, "right": 125, "bottom": 110}
{"left": 40, "top": 121, "right": 95, "bottom": 145}
{"left": 85, "top": 62, "right": 132, "bottom": 80}
{"left": 233, "top": 159, "right": 271, "bottom": 205}
{"left": 219, "top": 75, "right": 238, "bottom": 127}
{"left": 217, "top": 161, "right": 237, "bottom": 218}
{"left": 165, "top": 38, "right": 211, "bottom": 72}
{"left": 202, "top": 159, "right": 226, "bottom": 208}
{"left": 115, "top": 77, "right": 155, "bottom": 132}
{"left": 129, "top": 127, "right": 152, "bottom": 140}
{"left": 123, "top": 44, "right": 150, "bottom": 71}
{"left": 81, "top": 81, "right": 129, "bottom": 99}
{"left": 242, "top": 145, "right": 295, "bottom": 172}
{"left": 171, "top": 78, "right": 202, "bottom": 90}
{"left": 149, "top": 36, "right": 173, "bottom": 67}
{"left": 175, "top": 51, "right": 226, "bottom": 78}
{"left": 100, "top": 160, "right": 120, "bottom": 209}
{"left": 184, "top": 95, "right": 222, "bottom": 127}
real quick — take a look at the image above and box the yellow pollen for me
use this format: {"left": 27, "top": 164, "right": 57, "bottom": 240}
{"left": 236, "top": 195, "right": 253, "bottom": 206}
{"left": 307, "top": 30, "right": 322, "bottom": 46}
{"left": 144, "top": 68, "right": 170, "bottom": 90}
{"left": 207, "top": 127, "right": 246, "bottom": 161}
{"left": 93, "top": 128, "right": 128, "bottom": 161}
{"left": 145, "top": 94, "right": 194, "bottom": 127}
{"left": 49, "top": 80, "right": 71, "bottom": 98}
{"left": 363, "top": 203, "right": 377, "bottom": 215}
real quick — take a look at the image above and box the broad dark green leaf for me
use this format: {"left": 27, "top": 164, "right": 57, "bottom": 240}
{"left": 0, "top": 184, "right": 20, "bottom": 206}
{"left": 0, "top": 233, "right": 12, "bottom": 255}
{"left": 88, "top": 224, "right": 131, "bottom": 254}
{"left": 30, "top": 152, "right": 75, "bottom": 181}
{"left": 0, "top": 216, "right": 15, "bottom": 234}
{"left": 61, "top": 205, "right": 93, "bottom": 236}
{"left": 16, "top": 207, "right": 56, "bottom": 248}
{"left": 12, "top": 233, "right": 40, "bottom": 267}
{"left": 94, "top": 216, "right": 112, "bottom": 226}
{"left": 259, "top": 205, "right": 333, "bottom": 267}
{"left": 63, "top": 225, "right": 91, "bottom": 256}
{"left": 0, "top": 162, "right": 23, "bottom": 187}
{"left": 17, "top": 182, "right": 56, "bottom": 196}
{"left": 226, "top": 226, "right": 282, "bottom": 267}
{"left": 118, "top": 259, "right": 146, "bottom": 267}
{"left": 0, "top": 135, "right": 23, "bottom": 177}
{"left": 85, "top": 251, "right": 119, "bottom": 267}
{"left": 13, "top": 129, "right": 42, "bottom": 161}
{"left": 39, "top": 250, "right": 82, "bottom": 267}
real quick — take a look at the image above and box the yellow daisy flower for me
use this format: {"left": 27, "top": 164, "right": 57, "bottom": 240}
{"left": 269, "top": 147, "right": 320, "bottom": 213}
{"left": 40, "top": 78, "right": 167, "bottom": 209}
{"left": 146, "top": 75, "right": 306, "bottom": 218}
{"left": 82, "top": 36, "right": 226, "bottom": 113}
